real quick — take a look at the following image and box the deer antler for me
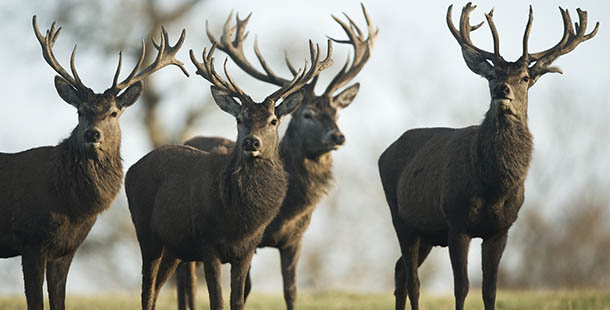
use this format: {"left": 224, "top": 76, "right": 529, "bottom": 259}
{"left": 447, "top": 3, "right": 502, "bottom": 64}
{"left": 323, "top": 3, "right": 378, "bottom": 96}
{"left": 189, "top": 43, "right": 251, "bottom": 102}
{"left": 266, "top": 40, "right": 333, "bottom": 102}
{"left": 206, "top": 12, "right": 292, "bottom": 87}
{"left": 108, "top": 26, "right": 189, "bottom": 94}
{"left": 206, "top": 11, "right": 333, "bottom": 90}
{"left": 33, "top": 16, "right": 91, "bottom": 94}
{"left": 526, "top": 7, "right": 599, "bottom": 76}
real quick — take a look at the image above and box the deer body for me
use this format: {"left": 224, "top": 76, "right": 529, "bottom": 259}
{"left": 127, "top": 142, "right": 288, "bottom": 261}
{"left": 380, "top": 3, "right": 597, "bottom": 310}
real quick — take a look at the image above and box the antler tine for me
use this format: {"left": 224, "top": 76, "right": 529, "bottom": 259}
{"left": 112, "top": 27, "right": 189, "bottom": 93}
{"left": 208, "top": 12, "right": 292, "bottom": 87}
{"left": 69, "top": 45, "right": 88, "bottom": 91}
{"left": 324, "top": 4, "right": 377, "bottom": 96}
{"left": 522, "top": 5, "right": 534, "bottom": 59}
{"left": 284, "top": 50, "right": 299, "bottom": 77}
{"left": 528, "top": 7, "right": 599, "bottom": 72}
{"left": 447, "top": 3, "right": 497, "bottom": 63}
{"left": 484, "top": 9, "right": 501, "bottom": 58}
{"left": 267, "top": 39, "right": 334, "bottom": 102}
{"left": 33, "top": 16, "right": 89, "bottom": 92}
{"left": 222, "top": 57, "right": 247, "bottom": 98}
{"left": 190, "top": 44, "right": 247, "bottom": 101}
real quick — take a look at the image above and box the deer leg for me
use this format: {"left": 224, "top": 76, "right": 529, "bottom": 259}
{"left": 22, "top": 246, "right": 47, "bottom": 310}
{"left": 46, "top": 252, "right": 75, "bottom": 310}
{"left": 140, "top": 241, "right": 163, "bottom": 310}
{"left": 177, "top": 262, "right": 198, "bottom": 310}
{"left": 153, "top": 251, "right": 180, "bottom": 309}
{"left": 280, "top": 243, "right": 302, "bottom": 310}
{"left": 243, "top": 266, "right": 252, "bottom": 302}
{"left": 398, "top": 235, "right": 421, "bottom": 310}
{"left": 393, "top": 256, "right": 407, "bottom": 310}
{"left": 186, "top": 262, "right": 199, "bottom": 310}
{"left": 418, "top": 242, "right": 433, "bottom": 267}
{"left": 203, "top": 257, "right": 223, "bottom": 310}
{"left": 448, "top": 231, "right": 471, "bottom": 310}
{"left": 481, "top": 232, "right": 507, "bottom": 310}
{"left": 230, "top": 251, "right": 254, "bottom": 310}
{"left": 394, "top": 242, "right": 432, "bottom": 310}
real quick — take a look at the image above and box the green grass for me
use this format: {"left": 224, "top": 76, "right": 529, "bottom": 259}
{"left": 0, "top": 290, "right": 609, "bottom": 309}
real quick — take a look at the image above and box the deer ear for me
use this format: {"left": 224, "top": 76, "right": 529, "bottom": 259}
{"left": 117, "top": 82, "right": 143, "bottom": 109}
{"left": 54, "top": 76, "right": 81, "bottom": 107}
{"left": 275, "top": 89, "right": 304, "bottom": 118}
{"left": 332, "top": 83, "right": 360, "bottom": 109}
{"left": 211, "top": 86, "right": 241, "bottom": 117}
{"left": 461, "top": 46, "right": 494, "bottom": 79}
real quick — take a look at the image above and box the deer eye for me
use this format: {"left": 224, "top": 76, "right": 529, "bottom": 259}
{"left": 110, "top": 111, "right": 118, "bottom": 118}
{"left": 522, "top": 76, "right": 530, "bottom": 83}
{"left": 270, "top": 119, "right": 278, "bottom": 126}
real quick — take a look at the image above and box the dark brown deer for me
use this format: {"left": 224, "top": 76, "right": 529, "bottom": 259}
{"left": 177, "top": 6, "right": 376, "bottom": 310}
{"left": 125, "top": 34, "right": 332, "bottom": 309}
{"left": 0, "top": 16, "right": 187, "bottom": 310}
{"left": 378, "top": 3, "right": 598, "bottom": 310}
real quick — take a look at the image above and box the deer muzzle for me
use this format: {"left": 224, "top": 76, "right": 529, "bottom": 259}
{"left": 242, "top": 136, "right": 261, "bottom": 157}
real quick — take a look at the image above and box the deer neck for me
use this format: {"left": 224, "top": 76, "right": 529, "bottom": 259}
{"left": 221, "top": 149, "right": 287, "bottom": 233}
{"left": 475, "top": 105, "right": 533, "bottom": 196}
{"left": 279, "top": 135, "right": 335, "bottom": 214}
{"left": 53, "top": 130, "right": 123, "bottom": 219}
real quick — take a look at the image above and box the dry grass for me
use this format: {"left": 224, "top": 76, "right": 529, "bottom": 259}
{"left": 0, "top": 290, "right": 609, "bottom": 309}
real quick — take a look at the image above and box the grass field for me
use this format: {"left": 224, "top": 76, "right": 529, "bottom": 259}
{"left": 1, "top": 290, "right": 609, "bottom": 309}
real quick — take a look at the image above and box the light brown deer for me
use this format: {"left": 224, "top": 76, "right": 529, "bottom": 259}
{"left": 0, "top": 16, "right": 187, "bottom": 310}
{"left": 125, "top": 36, "right": 332, "bottom": 310}
{"left": 178, "top": 5, "right": 377, "bottom": 310}
{"left": 378, "top": 3, "right": 598, "bottom": 310}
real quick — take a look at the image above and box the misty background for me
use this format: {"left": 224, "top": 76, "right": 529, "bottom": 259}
{"left": 0, "top": 0, "right": 608, "bottom": 296}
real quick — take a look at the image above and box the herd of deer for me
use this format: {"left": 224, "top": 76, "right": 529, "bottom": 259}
{"left": 0, "top": 3, "right": 598, "bottom": 310}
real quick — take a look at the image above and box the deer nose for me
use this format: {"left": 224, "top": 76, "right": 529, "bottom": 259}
{"left": 494, "top": 83, "right": 512, "bottom": 99}
{"left": 242, "top": 136, "right": 261, "bottom": 152}
{"left": 331, "top": 131, "right": 346, "bottom": 145}
{"left": 84, "top": 129, "right": 101, "bottom": 143}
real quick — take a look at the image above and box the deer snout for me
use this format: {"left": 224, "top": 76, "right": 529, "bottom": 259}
{"left": 84, "top": 128, "right": 102, "bottom": 144}
{"left": 330, "top": 131, "right": 345, "bottom": 146}
{"left": 242, "top": 136, "right": 261, "bottom": 156}
{"left": 493, "top": 83, "right": 513, "bottom": 100}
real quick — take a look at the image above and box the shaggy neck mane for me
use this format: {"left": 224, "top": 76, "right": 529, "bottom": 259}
{"left": 476, "top": 109, "right": 533, "bottom": 197}
{"left": 53, "top": 130, "right": 123, "bottom": 219}
{"left": 221, "top": 149, "right": 287, "bottom": 234}
{"left": 279, "top": 135, "right": 334, "bottom": 213}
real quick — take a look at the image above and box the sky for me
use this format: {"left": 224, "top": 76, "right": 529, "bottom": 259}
{"left": 0, "top": 0, "right": 608, "bottom": 296}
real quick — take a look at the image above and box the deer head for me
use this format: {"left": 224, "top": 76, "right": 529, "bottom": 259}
{"left": 190, "top": 41, "right": 332, "bottom": 159}
{"left": 206, "top": 4, "right": 377, "bottom": 158}
{"left": 447, "top": 3, "right": 598, "bottom": 122}
{"left": 33, "top": 16, "right": 189, "bottom": 155}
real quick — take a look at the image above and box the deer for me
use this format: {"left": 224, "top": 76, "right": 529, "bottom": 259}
{"left": 0, "top": 16, "right": 188, "bottom": 310}
{"left": 124, "top": 30, "right": 332, "bottom": 309}
{"left": 176, "top": 5, "right": 377, "bottom": 310}
{"left": 378, "top": 3, "right": 598, "bottom": 310}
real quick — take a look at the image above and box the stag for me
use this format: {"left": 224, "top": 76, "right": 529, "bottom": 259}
{"left": 378, "top": 3, "right": 598, "bottom": 310}
{"left": 0, "top": 16, "right": 187, "bottom": 310}
{"left": 178, "top": 5, "right": 376, "bottom": 310}
{"left": 125, "top": 33, "right": 332, "bottom": 309}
